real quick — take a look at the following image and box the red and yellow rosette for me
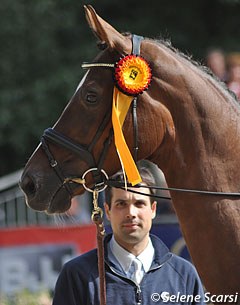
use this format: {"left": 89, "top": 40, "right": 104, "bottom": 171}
{"left": 112, "top": 55, "right": 152, "bottom": 185}
{"left": 114, "top": 55, "right": 152, "bottom": 96}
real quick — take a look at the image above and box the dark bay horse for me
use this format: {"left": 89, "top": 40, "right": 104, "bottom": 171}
{"left": 20, "top": 5, "right": 240, "bottom": 299}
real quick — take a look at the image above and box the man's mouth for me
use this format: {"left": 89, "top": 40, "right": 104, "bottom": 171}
{"left": 122, "top": 222, "right": 139, "bottom": 229}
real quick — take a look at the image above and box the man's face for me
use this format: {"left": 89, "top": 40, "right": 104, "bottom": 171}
{"left": 105, "top": 186, "right": 156, "bottom": 250}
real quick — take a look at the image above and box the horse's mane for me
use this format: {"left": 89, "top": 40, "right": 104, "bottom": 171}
{"left": 99, "top": 32, "right": 239, "bottom": 106}
{"left": 154, "top": 37, "right": 239, "bottom": 106}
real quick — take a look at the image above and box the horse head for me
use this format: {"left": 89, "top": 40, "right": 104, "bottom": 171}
{"left": 20, "top": 5, "right": 174, "bottom": 213}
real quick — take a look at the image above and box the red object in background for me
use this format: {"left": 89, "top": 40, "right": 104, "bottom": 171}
{"left": 0, "top": 225, "right": 97, "bottom": 294}
{"left": 0, "top": 224, "right": 97, "bottom": 253}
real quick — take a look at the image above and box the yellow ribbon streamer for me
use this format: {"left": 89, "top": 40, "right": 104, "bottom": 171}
{"left": 112, "top": 87, "right": 142, "bottom": 185}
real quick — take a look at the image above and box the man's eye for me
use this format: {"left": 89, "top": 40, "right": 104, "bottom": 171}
{"left": 135, "top": 201, "right": 146, "bottom": 207}
{"left": 116, "top": 201, "right": 125, "bottom": 207}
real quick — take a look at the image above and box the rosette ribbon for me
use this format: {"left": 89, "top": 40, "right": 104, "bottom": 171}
{"left": 112, "top": 87, "right": 141, "bottom": 186}
{"left": 112, "top": 55, "right": 152, "bottom": 186}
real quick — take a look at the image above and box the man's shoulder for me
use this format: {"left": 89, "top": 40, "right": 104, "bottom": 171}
{"left": 169, "top": 253, "right": 195, "bottom": 268}
{"left": 165, "top": 254, "right": 205, "bottom": 296}
{"left": 167, "top": 253, "right": 199, "bottom": 279}
{"left": 64, "top": 248, "right": 98, "bottom": 271}
{"left": 150, "top": 234, "right": 198, "bottom": 276}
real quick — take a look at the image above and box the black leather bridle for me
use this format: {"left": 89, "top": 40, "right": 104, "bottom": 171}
{"left": 41, "top": 111, "right": 113, "bottom": 194}
{"left": 41, "top": 34, "right": 143, "bottom": 195}
{"left": 40, "top": 31, "right": 240, "bottom": 200}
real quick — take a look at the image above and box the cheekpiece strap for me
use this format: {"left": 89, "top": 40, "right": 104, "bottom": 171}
{"left": 132, "top": 34, "right": 144, "bottom": 55}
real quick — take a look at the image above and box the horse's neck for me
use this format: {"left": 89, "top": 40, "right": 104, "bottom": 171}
{"left": 146, "top": 42, "right": 240, "bottom": 294}
{"left": 147, "top": 42, "right": 240, "bottom": 193}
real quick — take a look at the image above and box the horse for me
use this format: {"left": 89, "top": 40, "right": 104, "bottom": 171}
{"left": 20, "top": 5, "right": 240, "bottom": 299}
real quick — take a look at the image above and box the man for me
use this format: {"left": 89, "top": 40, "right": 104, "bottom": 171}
{"left": 52, "top": 166, "right": 205, "bottom": 305}
{"left": 205, "top": 48, "right": 227, "bottom": 82}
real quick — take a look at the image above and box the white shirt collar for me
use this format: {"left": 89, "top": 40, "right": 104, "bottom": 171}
{"left": 110, "top": 235, "right": 155, "bottom": 274}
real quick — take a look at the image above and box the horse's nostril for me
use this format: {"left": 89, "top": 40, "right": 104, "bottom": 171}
{"left": 20, "top": 174, "right": 36, "bottom": 196}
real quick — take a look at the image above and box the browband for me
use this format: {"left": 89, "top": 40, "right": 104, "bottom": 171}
{"left": 81, "top": 34, "right": 144, "bottom": 70}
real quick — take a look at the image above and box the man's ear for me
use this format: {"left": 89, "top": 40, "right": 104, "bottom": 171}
{"left": 152, "top": 201, "right": 157, "bottom": 219}
{"left": 104, "top": 202, "right": 111, "bottom": 221}
{"left": 84, "top": 5, "right": 132, "bottom": 55}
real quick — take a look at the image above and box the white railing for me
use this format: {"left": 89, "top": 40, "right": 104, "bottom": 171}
{"left": 0, "top": 168, "right": 177, "bottom": 228}
{"left": 0, "top": 170, "right": 52, "bottom": 227}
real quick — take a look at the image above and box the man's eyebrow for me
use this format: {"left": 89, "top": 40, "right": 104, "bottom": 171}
{"left": 135, "top": 199, "right": 148, "bottom": 204}
{"left": 113, "top": 198, "right": 148, "bottom": 204}
{"left": 113, "top": 198, "right": 128, "bottom": 204}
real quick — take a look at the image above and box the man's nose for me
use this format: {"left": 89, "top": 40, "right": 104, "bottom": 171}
{"left": 126, "top": 204, "right": 137, "bottom": 218}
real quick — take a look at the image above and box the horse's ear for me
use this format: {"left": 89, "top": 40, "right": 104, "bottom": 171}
{"left": 84, "top": 5, "right": 132, "bottom": 55}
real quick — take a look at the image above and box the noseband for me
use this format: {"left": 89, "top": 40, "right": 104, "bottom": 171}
{"left": 41, "top": 110, "right": 112, "bottom": 194}
{"left": 41, "top": 34, "right": 143, "bottom": 195}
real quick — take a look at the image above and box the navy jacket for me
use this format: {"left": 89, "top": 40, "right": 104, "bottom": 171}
{"left": 52, "top": 234, "right": 205, "bottom": 305}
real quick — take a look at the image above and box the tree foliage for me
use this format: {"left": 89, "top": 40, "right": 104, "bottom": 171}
{"left": 0, "top": 0, "right": 240, "bottom": 175}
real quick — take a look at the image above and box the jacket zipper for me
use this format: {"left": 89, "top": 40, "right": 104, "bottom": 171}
{"left": 136, "top": 285, "right": 142, "bottom": 304}
{"left": 106, "top": 255, "right": 172, "bottom": 305}
{"left": 134, "top": 257, "right": 172, "bottom": 304}
{"left": 107, "top": 264, "right": 143, "bottom": 304}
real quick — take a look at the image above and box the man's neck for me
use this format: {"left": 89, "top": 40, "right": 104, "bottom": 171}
{"left": 114, "top": 235, "right": 150, "bottom": 256}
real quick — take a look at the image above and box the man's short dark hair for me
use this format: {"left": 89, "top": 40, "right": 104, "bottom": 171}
{"left": 105, "top": 164, "right": 157, "bottom": 208}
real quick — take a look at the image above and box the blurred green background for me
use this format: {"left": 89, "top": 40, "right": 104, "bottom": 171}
{"left": 1, "top": 0, "right": 240, "bottom": 176}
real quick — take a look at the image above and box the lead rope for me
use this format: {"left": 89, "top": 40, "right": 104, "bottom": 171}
{"left": 92, "top": 190, "right": 106, "bottom": 305}
{"left": 66, "top": 169, "right": 108, "bottom": 305}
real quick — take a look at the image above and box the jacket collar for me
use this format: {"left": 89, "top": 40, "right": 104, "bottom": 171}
{"left": 104, "top": 233, "right": 172, "bottom": 268}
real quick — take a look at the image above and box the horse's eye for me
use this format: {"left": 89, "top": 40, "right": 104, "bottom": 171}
{"left": 86, "top": 93, "right": 97, "bottom": 104}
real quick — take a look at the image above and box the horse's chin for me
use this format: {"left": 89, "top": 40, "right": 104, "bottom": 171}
{"left": 46, "top": 186, "right": 72, "bottom": 214}
{"left": 25, "top": 186, "right": 72, "bottom": 214}
{"left": 26, "top": 197, "right": 49, "bottom": 212}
